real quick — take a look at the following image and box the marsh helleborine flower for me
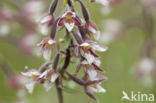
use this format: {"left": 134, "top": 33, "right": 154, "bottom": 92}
{"left": 39, "top": 69, "right": 60, "bottom": 91}
{"left": 85, "top": 22, "right": 100, "bottom": 40}
{"left": 21, "top": 66, "right": 41, "bottom": 94}
{"left": 41, "top": 37, "right": 56, "bottom": 60}
{"left": 40, "top": 13, "right": 54, "bottom": 26}
{"left": 58, "top": 11, "right": 81, "bottom": 32}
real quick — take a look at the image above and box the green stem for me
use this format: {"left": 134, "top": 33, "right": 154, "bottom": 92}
{"left": 55, "top": 79, "right": 63, "bottom": 103}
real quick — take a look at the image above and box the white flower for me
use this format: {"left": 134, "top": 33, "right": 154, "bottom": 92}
{"left": 25, "top": 81, "right": 36, "bottom": 94}
{"left": 58, "top": 11, "right": 81, "bottom": 32}
{"left": 50, "top": 73, "right": 59, "bottom": 83}
{"left": 40, "top": 15, "right": 53, "bottom": 25}
{"left": 84, "top": 53, "right": 95, "bottom": 64}
{"left": 92, "top": 43, "right": 108, "bottom": 52}
{"left": 64, "top": 22, "right": 75, "bottom": 32}
{"left": 41, "top": 38, "right": 56, "bottom": 60}
{"left": 21, "top": 68, "right": 40, "bottom": 78}
{"left": 87, "top": 84, "right": 106, "bottom": 93}
{"left": 94, "top": 59, "right": 101, "bottom": 66}
{"left": 87, "top": 69, "right": 97, "bottom": 81}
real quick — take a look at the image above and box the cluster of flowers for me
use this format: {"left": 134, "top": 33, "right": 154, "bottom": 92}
{"left": 22, "top": 0, "right": 108, "bottom": 101}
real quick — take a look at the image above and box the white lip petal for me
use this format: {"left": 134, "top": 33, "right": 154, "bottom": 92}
{"left": 32, "top": 71, "right": 40, "bottom": 76}
{"left": 87, "top": 84, "right": 106, "bottom": 93}
{"left": 92, "top": 44, "right": 108, "bottom": 52}
{"left": 84, "top": 53, "right": 95, "bottom": 64}
{"left": 40, "top": 15, "right": 52, "bottom": 24}
{"left": 48, "top": 40, "right": 55, "bottom": 45}
{"left": 64, "top": 22, "right": 75, "bottom": 32}
{"left": 87, "top": 69, "right": 97, "bottom": 81}
{"left": 81, "top": 60, "right": 89, "bottom": 65}
{"left": 39, "top": 70, "right": 48, "bottom": 78}
{"left": 21, "top": 72, "right": 32, "bottom": 77}
{"left": 80, "top": 42, "right": 90, "bottom": 47}
{"left": 88, "top": 25, "right": 97, "bottom": 34}
{"left": 43, "top": 49, "right": 52, "bottom": 60}
{"left": 87, "top": 85, "right": 98, "bottom": 93}
{"left": 96, "top": 85, "right": 106, "bottom": 93}
{"left": 51, "top": 73, "right": 59, "bottom": 83}
{"left": 25, "top": 81, "right": 36, "bottom": 94}
{"left": 94, "top": 59, "right": 101, "bottom": 66}
{"left": 43, "top": 81, "right": 52, "bottom": 92}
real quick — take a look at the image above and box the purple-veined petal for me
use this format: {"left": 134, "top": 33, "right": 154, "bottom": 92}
{"left": 58, "top": 17, "right": 65, "bottom": 26}
{"left": 72, "top": 17, "right": 81, "bottom": 26}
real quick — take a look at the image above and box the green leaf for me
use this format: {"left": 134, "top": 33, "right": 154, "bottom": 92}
{"left": 64, "top": 34, "right": 71, "bottom": 48}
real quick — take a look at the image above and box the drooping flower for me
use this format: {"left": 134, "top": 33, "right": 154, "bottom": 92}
{"left": 38, "top": 14, "right": 54, "bottom": 35}
{"left": 40, "top": 37, "right": 56, "bottom": 60}
{"left": 75, "top": 59, "right": 103, "bottom": 79}
{"left": 75, "top": 39, "right": 107, "bottom": 64}
{"left": 80, "top": 39, "right": 108, "bottom": 52}
{"left": 83, "top": 73, "right": 106, "bottom": 101}
{"left": 39, "top": 69, "right": 61, "bottom": 91}
{"left": 40, "top": 13, "right": 54, "bottom": 27}
{"left": 85, "top": 22, "right": 100, "bottom": 40}
{"left": 58, "top": 11, "right": 81, "bottom": 32}
{"left": 21, "top": 66, "right": 41, "bottom": 94}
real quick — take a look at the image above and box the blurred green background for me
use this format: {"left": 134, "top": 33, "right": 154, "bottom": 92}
{"left": 0, "top": 0, "right": 156, "bottom": 103}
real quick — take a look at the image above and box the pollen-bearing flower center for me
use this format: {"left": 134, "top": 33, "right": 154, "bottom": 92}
{"left": 90, "top": 84, "right": 96, "bottom": 88}
{"left": 32, "top": 74, "right": 39, "bottom": 78}
{"left": 66, "top": 14, "right": 72, "bottom": 24}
